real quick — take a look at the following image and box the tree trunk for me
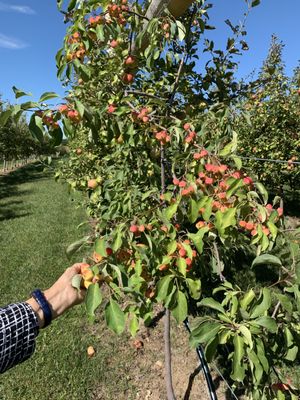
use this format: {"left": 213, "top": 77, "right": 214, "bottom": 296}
{"left": 164, "top": 309, "right": 176, "bottom": 400}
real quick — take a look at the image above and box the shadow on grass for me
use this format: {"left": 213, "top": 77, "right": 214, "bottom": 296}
{"left": 0, "top": 163, "right": 51, "bottom": 222}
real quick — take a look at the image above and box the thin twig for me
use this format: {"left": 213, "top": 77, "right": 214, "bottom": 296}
{"left": 126, "top": 90, "right": 166, "bottom": 100}
{"left": 271, "top": 301, "right": 281, "bottom": 319}
{"left": 213, "top": 241, "right": 225, "bottom": 282}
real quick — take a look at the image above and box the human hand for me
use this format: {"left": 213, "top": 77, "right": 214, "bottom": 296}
{"left": 26, "top": 264, "right": 86, "bottom": 328}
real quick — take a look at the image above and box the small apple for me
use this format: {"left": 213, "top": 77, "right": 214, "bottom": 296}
{"left": 87, "top": 179, "right": 98, "bottom": 190}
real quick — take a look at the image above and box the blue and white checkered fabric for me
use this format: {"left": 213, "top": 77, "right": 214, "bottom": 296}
{"left": 0, "top": 302, "right": 39, "bottom": 374}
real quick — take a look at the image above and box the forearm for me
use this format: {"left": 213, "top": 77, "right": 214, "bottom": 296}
{"left": 25, "top": 288, "right": 71, "bottom": 329}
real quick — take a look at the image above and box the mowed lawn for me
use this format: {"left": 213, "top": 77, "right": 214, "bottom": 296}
{"left": 0, "top": 164, "right": 133, "bottom": 400}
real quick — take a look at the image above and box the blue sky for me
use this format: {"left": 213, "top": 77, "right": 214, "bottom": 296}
{"left": 0, "top": 1, "right": 300, "bottom": 104}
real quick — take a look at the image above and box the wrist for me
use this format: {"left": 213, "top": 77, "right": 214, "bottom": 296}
{"left": 43, "top": 287, "right": 67, "bottom": 319}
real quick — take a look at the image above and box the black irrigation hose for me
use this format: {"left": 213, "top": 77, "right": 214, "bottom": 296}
{"left": 238, "top": 155, "right": 300, "bottom": 165}
{"left": 183, "top": 319, "right": 218, "bottom": 400}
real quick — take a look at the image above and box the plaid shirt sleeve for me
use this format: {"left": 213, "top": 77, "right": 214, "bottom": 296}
{"left": 0, "top": 302, "right": 40, "bottom": 374}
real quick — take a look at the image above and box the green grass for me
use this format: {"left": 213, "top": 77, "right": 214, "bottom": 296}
{"left": 0, "top": 164, "right": 134, "bottom": 400}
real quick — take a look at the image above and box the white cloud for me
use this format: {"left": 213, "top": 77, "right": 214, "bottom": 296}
{"left": 0, "top": 33, "right": 28, "bottom": 49}
{"left": 0, "top": 2, "right": 36, "bottom": 14}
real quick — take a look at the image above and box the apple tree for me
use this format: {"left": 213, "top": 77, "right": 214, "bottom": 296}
{"left": 3, "top": 1, "right": 300, "bottom": 399}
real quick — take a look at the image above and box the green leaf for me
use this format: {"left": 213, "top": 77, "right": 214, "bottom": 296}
{"left": 12, "top": 86, "right": 32, "bottom": 98}
{"left": 285, "top": 346, "right": 298, "bottom": 361}
{"left": 129, "top": 313, "right": 139, "bottom": 337}
{"left": 253, "top": 316, "right": 277, "bottom": 333}
{"left": 164, "top": 202, "right": 178, "bottom": 220}
{"left": 71, "top": 274, "right": 83, "bottom": 291}
{"left": 215, "top": 208, "right": 236, "bottom": 237}
{"left": 29, "top": 114, "right": 45, "bottom": 142}
{"left": 167, "top": 240, "right": 177, "bottom": 255}
{"left": 39, "top": 92, "right": 59, "bottom": 102}
{"left": 75, "top": 99, "right": 85, "bottom": 118}
{"left": 105, "top": 298, "right": 125, "bottom": 334}
{"left": 251, "top": 254, "right": 282, "bottom": 268}
{"left": 251, "top": 0, "right": 260, "bottom": 7}
{"left": 205, "top": 335, "right": 219, "bottom": 362}
{"left": 188, "top": 227, "right": 209, "bottom": 254}
{"left": 188, "top": 198, "right": 199, "bottom": 223}
{"left": 186, "top": 278, "right": 201, "bottom": 300}
{"left": 240, "top": 289, "right": 256, "bottom": 310}
{"left": 267, "top": 221, "right": 278, "bottom": 240}
{"left": 275, "top": 293, "right": 293, "bottom": 314}
{"left": 255, "top": 182, "right": 268, "bottom": 204}
{"left": 66, "top": 236, "right": 89, "bottom": 258}
{"left": 94, "top": 238, "right": 107, "bottom": 257}
{"left": 248, "top": 350, "right": 263, "bottom": 383}
{"left": 112, "top": 232, "right": 122, "bottom": 252}
{"left": 86, "top": 283, "right": 102, "bottom": 317}
{"left": 219, "top": 132, "right": 237, "bottom": 156}
{"left": 199, "top": 297, "right": 226, "bottom": 314}
{"left": 190, "top": 321, "right": 221, "bottom": 347}
{"left": 239, "top": 325, "right": 253, "bottom": 349}
{"left": 176, "top": 257, "right": 187, "bottom": 277}
{"left": 250, "top": 288, "right": 271, "bottom": 319}
{"left": 176, "top": 21, "right": 186, "bottom": 41}
{"left": 226, "top": 179, "right": 243, "bottom": 198}
{"left": 156, "top": 275, "right": 174, "bottom": 302}
{"left": 202, "top": 197, "right": 213, "bottom": 221}
{"left": 50, "top": 126, "right": 63, "bottom": 146}
{"left": 172, "top": 290, "right": 188, "bottom": 323}
{"left": 0, "top": 109, "right": 12, "bottom": 127}
{"left": 231, "top": 335, "right": 245, "bottom": 382}
{"left": 68, "top": 0, "right": 77, "bottom": 11}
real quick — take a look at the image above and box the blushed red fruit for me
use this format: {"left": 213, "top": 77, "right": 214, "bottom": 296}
{"left": 59, "top": 104, "right": 69, "bottom": 114}
{"left": 159, "top": 264, "right": 169, "bottom": 271}
{"left": 76, "top": 148, "right": 82, "bottom": 155}
{"left": 179, "top": 248, "right": 187, "bottom": 257}
{"left": 107, "top": 104, "right": 116, "bottom": 113}
{"left": 139, "top": 225, "right": 145, "bottom": 232}
{"left": 87, "top": 179, "right": 98, "bottom": 189}
{"left": 243, "top": 177, "right": 253, "bottom": 185}
{"left": 205, "top": 177, "right": 213, "bottom": 185}
{"left": 122, "top": 73, "right": 134, "bottom": 84}
{"left": 106, "top": 247, "right": 113, "bottom": 256}
{"left": 245, "top": 222, "right": 254, "bottom": 231}
{"left": 110, "top": 39, "right": 118, "bottom": 48}
{"left": 67, "top": 110, "right": 80, "bottom": 121}
{"left": 277, "top": 207, "right": 283, "bottom": 216}
{"left": 87, "top": 346, "right": 95, "bottom": 358}
{"left": 125, "top": 56, "right": 136, "bottom": 66}
{"left": 196, "top": 221, "right": 205, "bottom": 229}
{"left": 178, "top": 180, "right": 186, "bottom": 188}
{"left": 262, "top": 227, "right": 270, "bottom": 235}
{"left": 185, "top": 258, "right": 192, "bottom": 266}
{"left": 130, "top": 225, "right": 139, "bottom": 233}
{"left": 183, "top": 123, "right": 190, "bottom": 131}
{"left": 133, "top": 339, "right": 144, "bottom": 350}
{"left": 239, "top": 220, "right": 247, "bottom": 228}
{"left": 93, "top": 251, "right": 103, "bottom": 263}
{"left": 193, "top": 153, "right": 201, "bottom": 160}
{"left": 173, "top": 178, "right": 180, "bottom": 185}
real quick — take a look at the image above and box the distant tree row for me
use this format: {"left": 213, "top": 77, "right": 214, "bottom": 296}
{"left": 0, "top": 97, "right": 54, "bottom": 161}
{"left": 236, "top": 35, "right": 300, "bottom": 192}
